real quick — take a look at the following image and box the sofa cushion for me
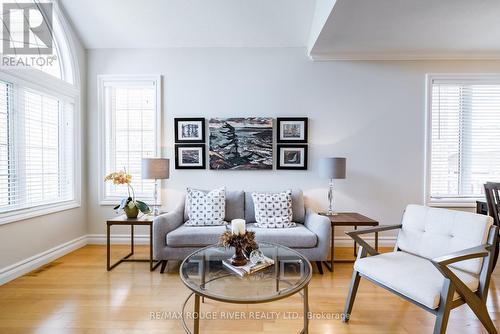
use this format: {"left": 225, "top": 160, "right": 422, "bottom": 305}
{"left": 167, "top": 223, "right": 317, "bottom": 248}
{"left": 354, "top": 251, "right": 479, "bottom": 309}
{"left": 185, "top": 187, "right": 226, "bottom": 226}
{"left": 184, "top": 190, "right": 244, "bottom": 222}
{"left": 167, "top": 224, "right": 228, "bottom": 247}
{"left": 247, "top": 223, "right": 317, "bottom": 248}
{"left": 251, "top": 190, "right": 295, "bottom": 228}
{"left": 396, "top": 204, "right": 493, "bottom": 274}
{"left": 245, "top": 189, "right": 305, "bottom": 223}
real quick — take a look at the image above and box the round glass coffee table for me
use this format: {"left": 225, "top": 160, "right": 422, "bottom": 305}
{"left": 180, "top": 242, "right": 312, "bottom": 334}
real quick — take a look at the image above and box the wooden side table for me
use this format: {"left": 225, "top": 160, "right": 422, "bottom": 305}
{"left": 106, "top": 215, "right": 162, "bottom": 271}
{"left": 320, "top": 212, "right": 379, "bottom": 272}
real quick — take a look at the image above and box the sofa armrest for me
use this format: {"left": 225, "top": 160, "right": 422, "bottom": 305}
{"left": 153, "top": 201, "right": 185, "bottom": 259}
{"left": 304, "top": 209, "right": 331, "bottom": 261}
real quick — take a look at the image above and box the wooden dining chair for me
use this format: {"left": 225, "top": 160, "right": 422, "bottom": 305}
{"left": 484, "top": 182, "right": 500, "bottom": 271}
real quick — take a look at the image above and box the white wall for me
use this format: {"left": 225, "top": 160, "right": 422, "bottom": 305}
{"left": 86, "top": 47, "right": 500, "bottom": 238}
{"left": 0, "top": 21, "right": 87, "bottom": 272}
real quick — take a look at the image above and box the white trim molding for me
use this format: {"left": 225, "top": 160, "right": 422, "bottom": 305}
{"left": 97, "top": 74, "right": 162, "bottom": 205}
{"left": 86, "top": 234, "right": 397, "bottom": 247}
{"left": 309, "top": 53, "right": 500, "bottom": 62}
{"left": 87, "top": 234, "right": 151, "bottom": 245}
{"left": 424, "top": 73, "right": 500, "bottom": 207}
{"left": 0, "top": 235, "right": 87, "bottom": 285}
{"left": 0, "top": 234, "right": 397, "bottom": 286}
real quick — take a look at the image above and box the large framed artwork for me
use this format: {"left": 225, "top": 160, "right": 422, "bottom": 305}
{"left": 277, "top": 117, "right": 308, "bottom": 143}
{"left": 277, "top": 144, "right": 308, "bottom": 170}
{"left": 175, "top": 144, "right": 206, "bottom": 169}
{"left": 174, "top": 118, "right": 205, "bottom": 143}
{"left": 209, "top": 118, "right": 273, "bottom": 170}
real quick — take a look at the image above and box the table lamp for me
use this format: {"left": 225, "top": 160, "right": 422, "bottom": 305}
{"left": 142, "top": 158, "right": 169, "bottom": 215}
{"left": 319, "top": 157, "right": 346, "bottom": 215}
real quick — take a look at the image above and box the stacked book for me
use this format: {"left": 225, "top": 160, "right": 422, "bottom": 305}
{"left": 222, "top": 256, "right": 274, "bottom": 277}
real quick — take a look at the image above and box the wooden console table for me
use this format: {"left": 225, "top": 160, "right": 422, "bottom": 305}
{"left": 320, "top": 212, "right": 379, "bottom": 272}
{"left": 106, "top": 215, "right": 161, "bottom": 271}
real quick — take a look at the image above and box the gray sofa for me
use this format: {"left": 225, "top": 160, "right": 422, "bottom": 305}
{"left": 153, "top": 189, "right": 331, "bottom": 274}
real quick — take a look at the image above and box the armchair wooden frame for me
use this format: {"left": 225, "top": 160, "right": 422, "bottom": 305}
{"left": 342, "top": 224, "right": 498, "bottom": 334}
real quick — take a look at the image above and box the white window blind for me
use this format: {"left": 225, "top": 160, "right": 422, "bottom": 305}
{"left": 429, "top": 77, "right": 500, "bottom": 203}
{"left": 102, "top": 79, "right": 159, "bottom": 201}
{"left": 0, "top": 79, "right": 75, "bottom": 214}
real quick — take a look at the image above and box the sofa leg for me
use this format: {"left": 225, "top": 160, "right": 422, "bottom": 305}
{"left": 160, "top": 260, "right": 168, "bottom": 274}
{"left": 343, "top": 270, "right": 361, "bottom": 323}
{"left": 316, "top": 261, "right": 324, "bottom": 275}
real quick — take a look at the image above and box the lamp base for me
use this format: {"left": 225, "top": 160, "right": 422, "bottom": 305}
{"left": 153, "top": 207, "right": 160, "bottom": 216}
{"left": 327, "top": 210, "right": 338, "bottom": 216}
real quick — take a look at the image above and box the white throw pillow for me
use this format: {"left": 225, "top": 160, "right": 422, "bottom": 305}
{"left": 185, "top": 187, "right": 226, "bottom": 226}
{"left": 252, "top": 190, "right": 295, "bottom": 228}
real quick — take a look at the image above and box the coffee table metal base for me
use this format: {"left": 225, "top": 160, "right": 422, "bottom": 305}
{"left": 180, "top": 286, "right": 309, "bottom": 334}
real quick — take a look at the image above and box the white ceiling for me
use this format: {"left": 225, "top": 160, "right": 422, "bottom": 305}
{"left": 59, "top": 0, "right": 316, "bottom": 49}
{"left": 309, "top": 0, "right": 500, "bottom": 60}
{"left": 60, "top": 0, "right": 500, "bottom": 59}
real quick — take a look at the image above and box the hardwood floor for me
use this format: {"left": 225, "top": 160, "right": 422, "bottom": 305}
{"left": 0, "top": 245, "right": 498, "bottom": 334}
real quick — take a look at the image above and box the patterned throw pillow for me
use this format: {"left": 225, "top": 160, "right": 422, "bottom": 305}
{"left": 185, "top": 187, "right": 226, "bottom": 226}
{"left": 251, "top": 190, "right": 295, "bottom": 228}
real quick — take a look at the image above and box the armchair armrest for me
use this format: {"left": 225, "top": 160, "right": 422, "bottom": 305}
{"left": 346, "top": 224, "right": 402, "bottom": 257}
{"left": 431, "top": 245, "right": 490, "bottom": 267}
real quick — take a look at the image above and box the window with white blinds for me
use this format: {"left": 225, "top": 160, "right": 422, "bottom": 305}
{"left": 428, "top": 76, "right": 500, "bottom": 204}
{"left": 0, "top": 79, "right": 75, "bottom": 214}
{"left": 100, "top": 76, "right": 160, "bottom": 202}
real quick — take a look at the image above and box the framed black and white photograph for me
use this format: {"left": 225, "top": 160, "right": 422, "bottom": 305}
{"left": 175, "top": 144, "right": 206, "bottom": 169}
{"left": 174, "top": 118, "right": 205, "bottom": 143}
{"left": 277, "top": 117, "right": 308, "bottom": 143}
{"left": 277, "top": 144, "right": 308, "bottom": 170}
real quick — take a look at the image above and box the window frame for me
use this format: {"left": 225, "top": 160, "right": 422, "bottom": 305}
{"left": 0, "top": 69, "right": 81, "bottom": 225}
{"left": 424, "top": 73, "right": 500, "bottom": 207}
{"left": 97, "top": 74, "right": 162, "bottom": 206}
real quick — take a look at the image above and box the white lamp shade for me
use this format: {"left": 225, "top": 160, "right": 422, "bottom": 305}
{"left": 142, "top": 158, "right": 170, "bottom": 179}
{"left": 319, "top": 157, "right": 346, "bottom": 179}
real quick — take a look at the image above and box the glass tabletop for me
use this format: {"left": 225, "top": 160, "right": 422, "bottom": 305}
{"left": 180, "top": 243, "right": 312, "bottom": 303}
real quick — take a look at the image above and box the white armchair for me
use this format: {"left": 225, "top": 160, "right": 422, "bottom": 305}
{"left": 343, "top": 204, "right": 498, "bottom": 334}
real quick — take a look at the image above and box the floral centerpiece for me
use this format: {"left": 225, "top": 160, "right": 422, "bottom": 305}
{"left": 218, "top": 219, "right": 258, "bottom": 266}
{"left": 104, "top": 170, "right": 151, "bottom": 218}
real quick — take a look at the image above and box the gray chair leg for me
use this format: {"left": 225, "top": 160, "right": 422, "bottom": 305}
{"left": 160, "top": 260, "right": 168, "bottom": 274}
{"left": 433, "top": 279, "right": 454, "bottom": 334}
{"left": 342, "top": 270, "right": 361, "bottom": 323}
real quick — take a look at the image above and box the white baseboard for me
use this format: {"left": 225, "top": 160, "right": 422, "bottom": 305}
{"left": 86, "top": 234, "right": 397, "bottom": 247}
{"left": 334, "top": 236, "right": 396, "bottom": 247}
{"left": 86, "top": 234, "right": 151, "bottom": 245}
{"left": 0, "top": 235, "right": 87, "bottom": 285}
{"left": 0, "top": 234, "right": 397, "bottom": 286}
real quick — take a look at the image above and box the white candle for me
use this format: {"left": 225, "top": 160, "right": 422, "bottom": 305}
{"left": 231, "top": 219, "right": 246, "bottom": 235}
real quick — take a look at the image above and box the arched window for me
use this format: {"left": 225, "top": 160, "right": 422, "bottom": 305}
{"left": 0, "top": 0, "right": 77, "bottom": 85}
{"left": 0, "top": 0, "right": 80, "bottom": 224}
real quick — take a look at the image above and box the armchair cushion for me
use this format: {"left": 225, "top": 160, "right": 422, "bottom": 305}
{"left": 397, "top": 205, "right": 493, "bottom": 274}
{"left": 354, "top": 251, "right": 479, "bottom": 309}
